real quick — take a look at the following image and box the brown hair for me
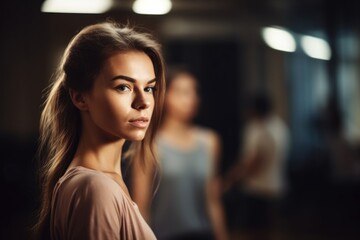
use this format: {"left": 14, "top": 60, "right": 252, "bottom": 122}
{"left": 34, "top": 21, "right": 165, "bottom": 239}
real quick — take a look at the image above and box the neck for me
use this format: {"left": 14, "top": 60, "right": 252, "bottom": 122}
{"left": 70, "top": 120, "right": 125, "bottom": 176}
{"left": 162, "top": 116, "right": 192, "bottom": 134}
{"left": 73, "top": 138, "right": 125, "bottom": 175}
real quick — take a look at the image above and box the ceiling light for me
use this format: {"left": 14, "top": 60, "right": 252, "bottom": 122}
{"left": 301, "top": 36, "right": 331, "bottom": 60}
{"left": 261, "top": 26, "right": 296, "bottom": 52}
{"left": 133, "top": 0, "right": 172, "bottom": 15}
{"left": 41, "top": 0, "right": 112, "bottom": 14}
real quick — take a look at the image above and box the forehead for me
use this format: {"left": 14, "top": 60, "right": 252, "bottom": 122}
{"left": 101, "top": 50, "right": 155, "bottom": 80}
{"left": 170, "top": 74, "right": 197, "bottom": 88}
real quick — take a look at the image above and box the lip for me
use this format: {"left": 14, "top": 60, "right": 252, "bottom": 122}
{"left": 128, "top": 117, "right": 149, "bottom": 129}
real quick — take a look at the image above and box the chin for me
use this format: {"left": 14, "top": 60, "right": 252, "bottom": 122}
{"left": 131, "top": 136, "right": 146, "bottom": 142}
{"left": 126, "top": 132, "right": 147, "bottom": 142}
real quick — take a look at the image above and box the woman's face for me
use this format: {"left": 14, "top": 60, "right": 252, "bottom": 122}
{"left": 165, "top": 73, "right": 199, "bottom": 122}
{"left": 83, "top": 51, "right": 156, "bottom": 141}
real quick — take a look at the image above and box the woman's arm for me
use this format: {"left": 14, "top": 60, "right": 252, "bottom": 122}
{"left": 223, "top": 124, "right": 266, "bottom": 189}
{"left": 206, "top": 131, "right": 229, "bottom": 240}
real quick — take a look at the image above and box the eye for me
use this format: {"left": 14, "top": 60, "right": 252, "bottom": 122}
{"left": 145, "top": 86, "right": 157, "bottom": 93}
{"left": 116, "top": 85, "right": 131, "bottom": 92}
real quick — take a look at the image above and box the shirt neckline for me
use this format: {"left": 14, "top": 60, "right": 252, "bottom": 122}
{"left": 67, "top": 165, "right": 137, "bottom": 207}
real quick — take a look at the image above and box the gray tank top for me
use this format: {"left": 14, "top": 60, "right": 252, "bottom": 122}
{"left": 151, "top": 129, "right": 212, "bottom": 239}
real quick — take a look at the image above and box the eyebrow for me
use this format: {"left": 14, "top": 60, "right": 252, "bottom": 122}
{"left": 111, "top": 75, "right": 156, "bottom": 84}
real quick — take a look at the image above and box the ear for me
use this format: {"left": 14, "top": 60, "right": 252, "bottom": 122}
{"left": 69, "top": 89, "right": 88, "bottom": 111}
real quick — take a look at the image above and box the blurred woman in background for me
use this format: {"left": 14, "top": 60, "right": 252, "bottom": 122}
{"left": 132, "top": 67, "right": 228, "bottom": 240}
{"left": 34, "top": 22, "right": 165, "bottom": 240}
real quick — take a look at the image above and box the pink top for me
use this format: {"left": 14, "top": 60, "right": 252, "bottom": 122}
{"left": 50, "top": 166, "right": 156, "bottom": 240}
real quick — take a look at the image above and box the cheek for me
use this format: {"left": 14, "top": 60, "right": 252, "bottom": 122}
{"left": 185, "top": 95, "right": 198, "bottom": 109}
{"left": 165, "top": 95, "right": 181, "bottom": 112}
{"left": 151, "top": 95, "right": 156, "bottom": 109}
{"left": 145, "top": 96, "right": 155, "bottom": 124}
{"left": 167, "top": 93, "right": 197, "bottom": 111}
{"left": 88, "top": 94, "right": 129, "bottom": 128}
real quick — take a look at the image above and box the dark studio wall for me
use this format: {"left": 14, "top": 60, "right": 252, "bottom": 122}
{"left": 0, "top": 0, "right": 360, "bottom": 239}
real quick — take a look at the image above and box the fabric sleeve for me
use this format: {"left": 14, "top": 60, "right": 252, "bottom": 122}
{"left": 66, "top": 176, "right": 122, "bottom": 240}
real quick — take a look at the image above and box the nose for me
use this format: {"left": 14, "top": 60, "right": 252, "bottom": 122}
{"left": 132, "top": 91, "right": 151, "bottom": 110}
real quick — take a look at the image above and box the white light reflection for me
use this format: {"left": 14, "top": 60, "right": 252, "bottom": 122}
{"left": 132, "top": 0, "right": 172, "bottom": 15}
{"left": 41, "top": 0, "right": 112, "bottom": 14}
{"left": 262, "top": 27, "right": 296, "bottom": 52}
{"left": 301, "top": 36, "right": 331, "bottom": 60}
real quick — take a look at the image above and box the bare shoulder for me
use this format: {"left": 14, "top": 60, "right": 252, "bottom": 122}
{"left": 196, "top": 126, "right": 220, "bottom": 148}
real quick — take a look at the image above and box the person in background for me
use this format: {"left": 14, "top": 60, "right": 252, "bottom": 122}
{"left": 132, "top": 67, "right": 229, "bottom": 240}
{"left": 34, "top": 22, "right": 165, "bottom": 240}
{"left": 225, "top": 91, "right": 290, "bottom": 240}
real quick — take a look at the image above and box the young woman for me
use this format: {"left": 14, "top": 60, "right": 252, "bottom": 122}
{"left": 132, "top": 67, "right": 229, "bottom": 240}
{"left": 34, "top": 22, "right": 165, "bottom": 240}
